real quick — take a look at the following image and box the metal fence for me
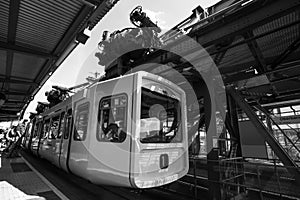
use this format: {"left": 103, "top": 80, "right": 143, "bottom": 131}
{"left": 186, "top": 156, "right": 300, "bottom": 200}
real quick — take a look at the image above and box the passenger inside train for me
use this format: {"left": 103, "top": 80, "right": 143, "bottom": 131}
{"left": 99, "top": 94, "right": 128, "bottom": 142}
{"left": 105, "top": 123, "right": 126, "bottom": 142}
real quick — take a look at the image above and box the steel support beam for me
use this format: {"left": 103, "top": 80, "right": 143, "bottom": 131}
{"left": 5, "top": 51, "right": 13, "bottom": 83}
{"left": 209, "top": 18, "right": 300, "bottom": 58}
{"left": 243, "top": 31, "right": 267, "bottom": 73}
{"left": 223, "top": 55, "right": 300, "bottom": 85}
{"left": 214, "top": 50, "right": 226, "bottom": 66}
{"left": 227, "top": 87, "right": 300, "bottom": 185}
{"left": 227, "top": 94, "right": 240, "bottom": 142}
{"left": 224, "top": 71, "right": 255, "bottom": 83}
{"left": 0, "top": 109, "right": 18, "bottom": 116}
{"left": 191, "top": 0, "right": 300, "bottom": 47}
{"left": 155, "top": 0, "right": 300, "bottom": 73}
{"left": 221, "top": 52, "right": 300, "bottom": 75}
{"left": 4, "top": 91, "right": 28, "bottom": 96}
{"left": 1, "top": 105, "right": 22, "bottom": 109}
{"left": 270, "top": 35, "right": 300, "bottom": 70}
{"left": 0, "top": 41, "right": 55, "bottom": 59}
{"left": 7, "top": 0, "right": 20, "bottom": 43}
{"left": 5, "top": 100, "right": 25, "bottom": 104}
{"left": 0, "top": 116, "right": 18, "bottom": 122}
{"left": 270, "top": 74, "right": 300, "bottom": 84}
{"left": 0, "top": 78, "right": 37, "bottom": 86}
{"left": 255, "top": 103, "right": 300, "bottom": 153}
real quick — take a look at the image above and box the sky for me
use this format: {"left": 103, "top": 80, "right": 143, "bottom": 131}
{"left": 19, "top": 0, "right": 220, "bottom": 121}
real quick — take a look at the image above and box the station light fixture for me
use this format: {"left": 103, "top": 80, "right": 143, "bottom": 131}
{"left": 76, "top": 28, "right": 92, "bottom": 44}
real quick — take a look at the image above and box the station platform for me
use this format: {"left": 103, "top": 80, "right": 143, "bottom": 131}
{"left": 0, "top": 150, "right": 189, "bottom": 200}
{"left": 0, "top": 152, "right": 63, "bottom": 200}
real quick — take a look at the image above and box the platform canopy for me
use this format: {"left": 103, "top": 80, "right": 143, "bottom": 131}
{"left": 0, "top": 0, "right": 119, "bottom": 122}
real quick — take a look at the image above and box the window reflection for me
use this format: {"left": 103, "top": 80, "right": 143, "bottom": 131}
{"left": 74, "top": 103, "right": 89, "bottom": 141}
{"left": 140, "top": 86, "right": 181, "bottom": 143}
{"left": 98, "top": 94, "right": 127, "bottom": 143}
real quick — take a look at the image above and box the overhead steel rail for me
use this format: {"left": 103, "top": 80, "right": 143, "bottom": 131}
{"left": 135, "top": 0, "right": 300, "bottom": 107}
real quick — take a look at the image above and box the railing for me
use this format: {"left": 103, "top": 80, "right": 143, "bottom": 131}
{"left": 254, "top": 103, "right": 300, "bottom": 164}
{"left": 218, "top": 157, "right": 245, "bottom": 199}
{"left": 182, "top": 156, "right": 300, "bottom": 200}
{"left": 220, "top": 158, "right": 300, "bottom": 199}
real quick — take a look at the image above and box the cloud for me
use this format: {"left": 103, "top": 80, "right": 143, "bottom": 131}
{"left": 143, "top": 9, "right": 171, "bottom": 32}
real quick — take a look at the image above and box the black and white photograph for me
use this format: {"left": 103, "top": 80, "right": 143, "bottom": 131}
{"left": 0, "top": 0, "right": 299, "bottom": 199}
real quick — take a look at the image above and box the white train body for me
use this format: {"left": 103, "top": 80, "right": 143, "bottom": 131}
{"left": 23, "top": 71, "right": 188, "bottom": 188}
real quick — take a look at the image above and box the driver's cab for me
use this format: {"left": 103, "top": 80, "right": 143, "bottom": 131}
{"left": 130, "top": 72, "right": 188, "bottom": 188}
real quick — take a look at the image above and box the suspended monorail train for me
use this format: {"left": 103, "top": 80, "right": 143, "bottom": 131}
{"left": 22, "top": 71, "right": 188, "bottom": 188}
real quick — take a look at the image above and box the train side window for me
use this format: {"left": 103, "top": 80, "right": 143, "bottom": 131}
{"left": 49, "top": 115, "right": 60, "bottom": 139}
{"left": 64, "top": 109, "right": 72, "bottom": 139}
{"left": 42, "top": 119, "right": 51, "bottom": 139}
{"left": 74, "top": 103, "right": 89, "bottom": 141}
{"left": 57, "top": 112, "right": 65, "bottom": 138}
{"left": 97, "top": 94, "right": 127, "bottom": 143}
{"left": 33, "top": 122, "right": 40, "bottom": 138}
{"left": 25, "top": 123, "right": 33, "bottom": 137}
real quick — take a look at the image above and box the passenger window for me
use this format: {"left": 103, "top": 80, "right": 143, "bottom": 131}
{"left": 49, "top": 115, "right": 60, "bottom": 139}
{"left": 42, "top": 119, "right": 50, "bottom": 139}
{"left": 97, "top": 94, "right": 127, "bottom": 143}
{"left": 74, "top": 103, "right": 89, "bottom": 141}
{"left": 26, "top": 123, "right": 33, "bottom": 138}
{"left": 33, "top": 122, "right": 41, "bottom": 138}
{"left": 64, "top": 109, "right": 72, "bottom": 139}
{"left": 57, "top": 112, "right": 65, "bottom": 138}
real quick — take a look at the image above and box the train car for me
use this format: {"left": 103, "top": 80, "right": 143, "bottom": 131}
{"left": 24, "top": 71, "right": 188, "bottom": 188}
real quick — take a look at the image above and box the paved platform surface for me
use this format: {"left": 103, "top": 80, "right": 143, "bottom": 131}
{"left": 0, "top": 153, "right": 62, "bottom": 200}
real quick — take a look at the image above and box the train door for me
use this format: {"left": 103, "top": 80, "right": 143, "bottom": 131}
{"left": 87, "top": 75, "right": 134, "bottom": 186}
{"left": 60, "top": 108, "right": 73, "bottom": 172}
{"left": 30, "top": 120, "right": 42, "bottom": 156}
{"left": 47, "top": 115, "right": 60, "bottom": 164}
{"left": 68, "top": 101, "right": 90, "bottom": 177}
{"left": 26, "top": 119, "right": 36, "bottom": 150}
{"left": 21, "top": 122, "right": 29, "bottom": 147}
{"left": 22, "top": 121, "right": 32, "bottom": 148}
{"left": 39, "top": 118, "right": 51, "bottom": 159}
{"left": 52, "top": 111, "right": 65, "bottom": 167}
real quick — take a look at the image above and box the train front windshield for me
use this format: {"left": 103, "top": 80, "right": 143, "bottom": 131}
{"left": 140, "top": 85, "right": 182, "bottom": 143}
